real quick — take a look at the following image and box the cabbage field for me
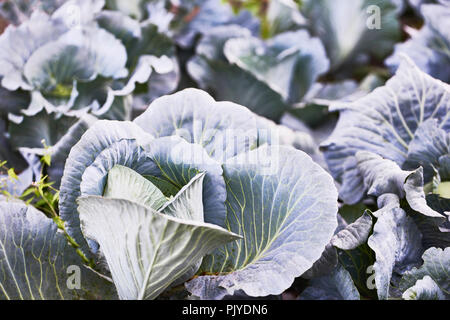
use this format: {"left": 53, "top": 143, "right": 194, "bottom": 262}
{"left": 0, "top": 0, "right": 449, "bottom": 301}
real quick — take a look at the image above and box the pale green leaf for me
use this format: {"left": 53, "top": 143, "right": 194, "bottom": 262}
{"left": 77, "top": 196, "right": 241, "bottom": 300}
{"left": 104, "top": 165, "right": 167, "bottom": 210}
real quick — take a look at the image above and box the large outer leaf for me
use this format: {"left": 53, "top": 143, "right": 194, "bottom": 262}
{"left": 223, "top": 30, "right": 329, "bottom": 104}
{"left": 78, "top": 196, "right": 240, "bottom": 300}
{"left": 134, "top": 88, "right": 259, "bottom": 163}
{"left": 321, "top": 57, "right": 450, "bottom": 204}
{"left": 187, "top": 25, "right": 290, "bottom": 121}
{"left": 0, "top": 201, "right": 116, "bottom": 300}
{"left": 186, "top": 146, "right": 338, "bottom": 298}
{"left": 59, "top": 120, "right": 154, "bottom": 256}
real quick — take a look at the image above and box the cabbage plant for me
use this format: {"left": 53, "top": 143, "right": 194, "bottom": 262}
{"left": 387, "top": 1, "right": 450, "bottom": 83}
{"left": 105, "top": 0, "right": 259, "bottom": 48}
{"left": 188, "top": 26, "right": 329, "bottom": 121}
{"left": 321, "top": 56, "right": 450, "bottom": 300}
{"left": 1, "top": 0, "right": 449, "bottom": 302}
{"left": 0, "top": 0, "right": 178, "bottom": 186}
{"left": 33, "top": 88, "right": 337, "bottom": 300}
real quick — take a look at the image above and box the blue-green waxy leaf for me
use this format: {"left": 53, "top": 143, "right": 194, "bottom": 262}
{"left": 223, "top": 30, "right": 329, "bottom": 104}
{"left": 188, "top": 55, "right": 290, "bottom": 121}
{"left": 301, "top": 0, "right": 401, "bottom": 72}
{"left": 368, "top": 203, "right": 423, "bottom": 300}
{"left": 0, "top": 201, "right": 117, "bottom": 300}
{"left": 399, "top": 247, "right": 450, "bottom": 299}
{"left": 133, "top": 88, "right": 314, "bottom": 165}
{"left": 0, "top": 87, "right": 30, "bottom": 117}
{"left": 187, "top": 25, "right": 291, "bottom": 121}
{"left": 0, "top": 0, "right": 177, "bottom": 121}
{"left": 9, "top": 110, "right": 94, "bottom": 153}
{"left": 0, "top": 11, "right": 67, "bottom": 91}
{"left": 24, "top": 27, "right": 127, "bottom": 92}
{"left": 95, "top": 14, "right": 179, "bottom": 108}
{"left": 412, "top": 196, "right": 450, "bottom": 250}
{"left": 354, "top": 151, "right": 443, "bottom": 219}
{"left": 192, "top": 25, "right": 252, "bottom": 62}
{"left": 186, "top": 145, "right": 338, "bottom": 298}
{"left": 337, "top": 243, "right": 377, "bottom": 299}
{"left": 402, "top": 276, "right": 446, "bottom": 300}
{"left": 331, "top": 211, "right": 373, "bottom": 250}
{"left": 187, "top": 26, "right": 328, "bottom": 120}
{"left": 134, "top": 88, "right": 259, "bottom": 163}
{"left": 387, "top": 3, "right": 450, "bottom": 83}
{"left": 170, "top": 0, "right": 259, "bottom": 49}
{"left": 0, "top": 119, "right": 28, "bottom": 172}
{"left": 95, "top": 9, "right": 142, "bottom": 46}
{"left": 105, "top": 0, "right": 259, "bottom": 48}
{"left": 304, "top": 210, "right": 373, "bottom": 280}
{"left": 302, "top": 243, "right": 338, "bottom": 279}
{"left": 404, "top": 168, "right": 447, "bottom": 219}
{"left": 403, "top": 119, "right": 449, "bottom": 181}
{"left": 321, "top": 57, "right": 450, "bottom": 204}
{"left": 0, "top": 0, "right": 127, "bottom": 95}
{"left": 77, "top": 196, "right": 241, "bottom": 300}
{"left": 141, "top": 135, "right": 227, "bottom": 228}
{"left": 356, "top": 151, "right": 411, "bottom": 198}
{"left": 59, "top": 120, "right": 154, "bottom": 256}
{"left": 299, "top": 265, "right": 360, "bottom": 300}
{"left": 9, "top": 110, "right": 98, "bottom": 187}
